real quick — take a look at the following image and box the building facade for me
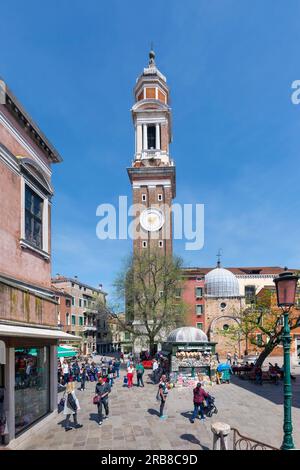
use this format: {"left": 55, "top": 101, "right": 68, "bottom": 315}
{"left": 52, "top": 276, "right": 107, "bottom": 355}
{"left": 181, "top": 265, "right": 300, "bottom": 362}
{"left": 0, "top": 82, "right": 78, "bottom": 444}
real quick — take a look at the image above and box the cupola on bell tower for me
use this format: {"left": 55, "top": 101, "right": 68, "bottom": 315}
{"left": 127, "top": 50, "right": 176, "bottom": 256}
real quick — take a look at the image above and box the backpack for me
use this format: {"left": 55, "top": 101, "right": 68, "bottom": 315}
{"left": 67, "top": 393, "right": 77, "bottom": 411}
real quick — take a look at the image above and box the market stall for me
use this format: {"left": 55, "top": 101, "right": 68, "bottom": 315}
{"left": 162, "top": 327, "right": 217, "bottom": 388}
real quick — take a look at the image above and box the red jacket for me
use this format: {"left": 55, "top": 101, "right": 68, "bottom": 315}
{"left": 193, "top": 387, "right": 209, "bottom": 404}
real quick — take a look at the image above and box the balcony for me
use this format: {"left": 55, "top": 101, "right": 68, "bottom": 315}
{"left": 83, "top": 325, "right": 97, "bottom": 332}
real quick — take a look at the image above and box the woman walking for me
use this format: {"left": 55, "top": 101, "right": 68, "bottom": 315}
{"left": 63, "top": 382, "right": 83, "bottom": 431}
{"left": 127, "top": 362, "right": 134, "bottom": 388}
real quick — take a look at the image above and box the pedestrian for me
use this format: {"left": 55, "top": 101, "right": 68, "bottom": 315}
{"left": 190, "top": 383, "right": 209, "bottom": 423}
{"left": 127, "top": 362, "right": 134, "bottom": 388}
{"left": 80, "top": 365, "right": 87, "bottom": 391}
{"left": 222, "top": 366, "right": 233, "bottom": 384}
{"left": 226, "top": 352, "right": 232, "bottom": 365}
{"left": 94, "top": 376, "right": 111, "bottom": 426}
{"left": 63, "top": 382, "right": 83, "bottom": 431}
{"left": 136, "top": 361, "right": 145, "bottom": 387}
{"left": 62, "top": 360, "right": 69, "bottom": 385}
{"left": 108, "top": 363, "right": 114, "bottom": 387}
{"left": 233, "top": 351, "right": 238, "bottom": 365}
{"left": 114, "top": 359, "right": 121, "bottom": 378}
{"left": 157, "top": 374, "right": 169, "bottom": 419}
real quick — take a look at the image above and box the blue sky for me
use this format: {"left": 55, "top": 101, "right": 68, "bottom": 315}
{"left": 2, "top": 1, "right": 300, "bottom": 296}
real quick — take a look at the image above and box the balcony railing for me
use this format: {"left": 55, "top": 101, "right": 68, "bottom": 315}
{"left": 83, "top": 325, "right": 97, "bottom": 332}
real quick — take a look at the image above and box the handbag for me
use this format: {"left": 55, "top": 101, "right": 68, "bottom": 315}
{"left": 67, "top": 393, "right": 77, "bottom": 411}
{"left": 58, "top": 397, "right": 65, "bottom": 413}
{"left": 93, "top": 395, "right": 100, "bottom": 405}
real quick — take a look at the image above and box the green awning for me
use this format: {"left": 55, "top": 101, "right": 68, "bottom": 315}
{"left": 57, "top": 346, "right": 78, "bottom": 358}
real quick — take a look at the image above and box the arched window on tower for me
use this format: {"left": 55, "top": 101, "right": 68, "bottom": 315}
{"left": 147, "top": 125, "right": 156, "bottom": 149}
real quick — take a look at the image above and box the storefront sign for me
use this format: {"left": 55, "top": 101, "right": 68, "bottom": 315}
{"left": 178, "top": 345, "right": 211, "bottom": 351}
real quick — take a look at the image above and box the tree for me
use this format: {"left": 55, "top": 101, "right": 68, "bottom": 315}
{"left": 218, "top": 289, "right": 300, "bottom": 367}
{"left": 94, "top": 250, "right": 187, "bottom": 355}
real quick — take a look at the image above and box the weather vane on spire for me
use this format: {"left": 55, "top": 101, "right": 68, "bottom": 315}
{"left": 217, "top": 249, "right": 222, "bottom": 268}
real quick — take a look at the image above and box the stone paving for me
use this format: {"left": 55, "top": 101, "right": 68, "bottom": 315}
{"left": 11, "top": 364, "right": 300, "bottom": 450}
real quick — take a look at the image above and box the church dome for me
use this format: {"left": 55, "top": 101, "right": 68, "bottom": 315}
{"left": 205, "top": 267, "right": 240, "bottom": 298}
{"left": 167, "top": 326, "right": 208, "bottom": 343}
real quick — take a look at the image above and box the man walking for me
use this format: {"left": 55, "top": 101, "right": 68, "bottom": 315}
{"left": 190, "top": 382, "right": 209, "bottom": 423}
{"left": 95, "top": 376, "right": 111, "bottom": 426}
{"left": 136, "top": 361, "right": 145, "bottom": 387}
{"left": 158, "top": 374, "right": 169, "bottom": 419}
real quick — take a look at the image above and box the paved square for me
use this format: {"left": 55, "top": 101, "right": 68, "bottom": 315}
{"left": 11, "top": 366, "right": 300, "bottom": 450}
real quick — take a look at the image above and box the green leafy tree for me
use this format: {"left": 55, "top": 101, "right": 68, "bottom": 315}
{"left": 219, "top": 289, "right": 300, "bottom": 366}
{"left": 94, "top": 250, "right": 187, "bottom": 355}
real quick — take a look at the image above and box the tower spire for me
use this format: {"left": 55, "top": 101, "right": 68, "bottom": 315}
{"left": 149, "top": 43, "right": 156, "bottom": 66}
{"left": 217, "top": 249, "right": 222, "bottom": 268}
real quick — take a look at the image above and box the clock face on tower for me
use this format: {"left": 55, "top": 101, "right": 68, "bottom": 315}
{"left": 140, "top": 208, "right": 164, "bottom": 232}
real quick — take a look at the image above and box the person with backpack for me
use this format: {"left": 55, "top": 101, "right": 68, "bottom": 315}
{"left": 157, "top": 374, "right": 169, "bottom": 419}
{"left": 94, "top": 376, "right": 111, "bottom": 426}
{"left": 63, "top": 382, "right": 83, "bottom": 431}
{"left": 190, "top": 382, "right": 210, "bottom": 423}
{"left": 136, "top": 361, "right": 145, "bottom": 387}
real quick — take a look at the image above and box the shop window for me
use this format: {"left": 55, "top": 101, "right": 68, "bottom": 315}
{"left": 25, "top": 185, "right": 43, "bottom": 249}
{"left": 14, "top": 347, "right": 50, "bottom": 436}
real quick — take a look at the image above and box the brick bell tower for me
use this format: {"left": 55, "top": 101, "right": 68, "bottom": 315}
{"left": 127, "top": 49, "right": 176, "bottom": 256}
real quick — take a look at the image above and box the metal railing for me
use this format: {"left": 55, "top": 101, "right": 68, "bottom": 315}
{"left": 232, "top": 428, "right": 279, "bottom": 450}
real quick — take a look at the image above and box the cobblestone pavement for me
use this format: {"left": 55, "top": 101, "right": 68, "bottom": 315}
{"left": 13, "top": 366, "right": 300, "bottom": 450}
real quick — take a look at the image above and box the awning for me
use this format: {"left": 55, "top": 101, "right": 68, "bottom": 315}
{"left": 0, "top": 324, "right": 81, "bottom": 341}
{"left": 57, "top": 346, "right": 78, "bottom": 358}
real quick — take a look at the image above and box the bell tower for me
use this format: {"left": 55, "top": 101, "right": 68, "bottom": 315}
{"left": 127, "top": 50, "right": 176, "bottom": 256}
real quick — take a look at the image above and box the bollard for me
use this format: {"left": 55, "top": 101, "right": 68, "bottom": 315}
{"left": 211, "top": 422, "right": 231, "bottom": 450}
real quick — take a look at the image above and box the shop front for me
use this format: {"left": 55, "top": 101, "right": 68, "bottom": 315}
{"left": 0, "top": 325, "right": 80, "bottom": 445}
{"left": 162, "top": 326, "right": 217, "bottom": 388}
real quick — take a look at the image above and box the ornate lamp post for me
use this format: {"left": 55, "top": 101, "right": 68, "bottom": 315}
{"left": 273, "top": 270, "right": 299, "bottom": 450}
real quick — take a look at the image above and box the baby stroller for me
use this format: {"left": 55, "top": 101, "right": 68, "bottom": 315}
{"left": 204, "top": 395, "right": 218, "bottom": 418}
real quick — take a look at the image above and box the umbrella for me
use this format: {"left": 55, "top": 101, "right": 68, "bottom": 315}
{"left": 217, "top": 363, "right": 231, "bottom": 372}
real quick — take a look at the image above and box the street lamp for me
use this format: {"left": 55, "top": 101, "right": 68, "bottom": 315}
{"left": 273, "top": 270, "right": 299, "bottom": 450}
